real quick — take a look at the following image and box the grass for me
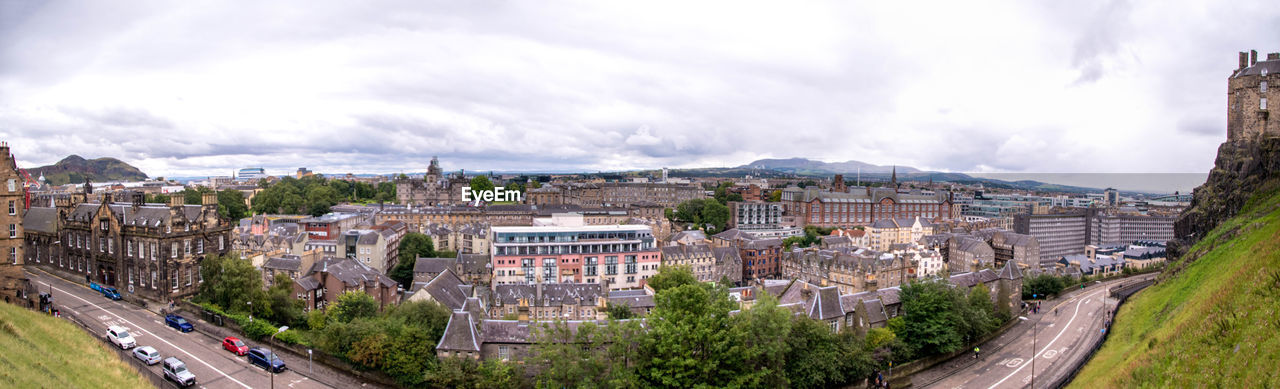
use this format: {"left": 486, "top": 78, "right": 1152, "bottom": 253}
{"left": 1070, "top": 181, "right": 1280, "bottom": 388}
{"left": 0, "top": 301, "right": 152, "bottom": 388}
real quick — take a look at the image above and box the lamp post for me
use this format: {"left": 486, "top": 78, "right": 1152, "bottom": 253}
{"left": 247, "top": 301, "right": 252, "bottom": 322}
{"left": 270, "top": 326, "right": 288, "bottom": 389}
{"left": 1018, "top": 316, "right": 1036, "bottom": 388}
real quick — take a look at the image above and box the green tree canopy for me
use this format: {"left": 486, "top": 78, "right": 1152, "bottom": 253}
{"left": 390, "top": 233, "right": 435, "bottom": 289}
{"left": 330, "top": 291, "right": 379, "bottom": 323}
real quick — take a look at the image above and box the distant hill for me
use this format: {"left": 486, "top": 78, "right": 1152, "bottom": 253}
{"left": 737, "top": 158, "right": 920, "bottom": 175}
{"left": 27, "top": 155, "right": 148, "bottom": 185}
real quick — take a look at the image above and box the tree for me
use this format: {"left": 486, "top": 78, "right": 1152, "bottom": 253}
{"left": 674, "top": 199, "right": 706, "bottom": 224}
{"left": 330, "top": 291, "right": 378, "bottom": 323}
{"left": 899, "top": 279, "right": 964, "bottom": 356}
{"left": 267, "top": 273, "right": 305, "bottom": 327}
{"left": 767, "top": 190, "right": 782, "bottom": 202}
{"left": 641, "top": 282, "right": 739, "bottom": 387}
{"left": 646, "top": 265, "right": 699, "bottom": 293}
{"left": 785, "top": 317, "right": 848, "bottom": 388}
{"left": 701, "top": 201, "right": 730, "bottom": 233}
{"left": 530, "top": 321, "right": 603, "bottom": 387}
{"left": 217, "top": 189, "right": 248, "bottom": 220}
{"left": 196, "top": 253, "right": 271, "bottom": 319}
{"left": 728, "top": 293, "right": 792, "bottom": 388}
{"left": 469, "top": 175, "right": 495, "bottom": 195}
{"left": 607, "top": 302, "right": 634, "bottom": 320}
{"left": 391, "top": 233, "right": 435, "bottom": 289}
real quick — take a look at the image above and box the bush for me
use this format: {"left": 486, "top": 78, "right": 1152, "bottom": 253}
{"left": 242, "top": 320, "right": 277, "bottom": 340}
{"left": 277, "top": 329, "right": 305, "bottom": 346}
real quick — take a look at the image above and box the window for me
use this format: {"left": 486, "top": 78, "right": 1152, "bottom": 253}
{"left": 8, "top": 247, "right": 14, "bottom": 264}
{"left": 584, "top": 257, "right": 598, "bottom": 276}
{"left": 101, "top": 221, "right": 108, "bottom": 231}
{"left": 198, "top": 239, "right": 204, "bottom": 254}
{"left": 151, "top": 243, "right": 157, "bottom": 259}
{"left": 7, "top": 200, "right": 13, "bottom": 215}
{"left": 184, "top": 240, "right": 191, "bottom": 255}
{"left": 171, "top": 243, "right": 178, "bottom": 258}
{"left": 219, "top": 236, "right": 225, "bottom": 251}
{"left": 499, "top": 346, "right": 510, "bottom": 361}
{"left": 7, "top": 224, "right": 14, "bottom": 238}
{"left": 1264, "top": 98, "right": 1269, "bottom": 110}
{"left": 624, "top": 255, "right": 637, "bottom": 274}
{"left": 187, "top": 268, "right": 193, "bottom": 286}
{"left": 1263, "top": 81, "right": 1269, "bottom": 93}
{"left": 6, "top": 179, "right": 14, "bottom": 192}
{"left": 605, "top": 256, "right": 618, "bottom": 275}
{"left": 127, "top": 240, "right": 133, "bottom": 257}
{"left": 108, "top": 238, "right": 114, "bottom": 254}
{"left": 171, "top": 270, "right": 178, "bottom": 289}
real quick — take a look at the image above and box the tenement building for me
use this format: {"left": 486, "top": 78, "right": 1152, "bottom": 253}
{"left": 26, "top": 189, "right": 234, "bottom": 302}
{"left": 1228, "top": 49, "right": 1280, "bottom": 141}
{"left": 1, "top": 142, "right": 27, "bottom": 303}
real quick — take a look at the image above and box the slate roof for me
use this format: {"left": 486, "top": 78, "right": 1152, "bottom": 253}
{"left": 742, "top": 238, "right": 782, "bottom": 250}
{"left": 875, "top": 287, "right": 902, "bottom": 306}
{"left": 808, "top": 286, "right": 845, "bottom": 320}
{"left": 493, "top": 283, "right": 603, "bottom": 307}
{"left": 22, "top": 207, "right": 59, "bottom": 234}
{"left": 419, "top": 269, "right": 469, "bottom": 310}
{"left": 308, "top": 257, "right": 398, "bottom": 289}
{"left": 263, "top": 256, "right": 302, "bottom": 272}
{"left": 607, "top": 294, "right": 655, "bottom": 309}
{"left": 456, "top": 254, "right": 492, "bottom": 275}
{"left": 999, "top": 260, "right": 1023, "bottom": 280}
{"left": 436, "top": 311, "right": 480, "bottom": 352}
{"left": 863, "top": 299, "right": 888, "bottom": 324}
{"left": 660, "top": 244, "right": 714, "bottom": 260}
{"left": 295, "top": 277, "right": 321, "bottom": 292}
{"left": 712, "top": 228, "right": 757, "bottom": 241}
{"left": 414, "top": 257, "right": 457, "bottom": 276}
{"left": 669, "top": 230, "right": 707, "bottom": 243}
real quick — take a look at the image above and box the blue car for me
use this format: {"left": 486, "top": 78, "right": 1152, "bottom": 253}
{"left": 165, "top": 314, "right": 194, "bottom": 333}
{"left": 89, "top": 282, "right": 122, "bottom": 300}
{"left": 247, "top": 348, "right": 286, "bottom": 373}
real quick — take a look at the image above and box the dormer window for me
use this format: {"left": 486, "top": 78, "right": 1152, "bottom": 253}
{"left": 1264, "top": 98, "right": 1269, "bottom": 111}
{"left": 1264, "top": 68, "right": 1270, "bottom": 76}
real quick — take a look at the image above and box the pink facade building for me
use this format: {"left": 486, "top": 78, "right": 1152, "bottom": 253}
{"left": 490, "top": 224, "right": 660, "bottom": 290}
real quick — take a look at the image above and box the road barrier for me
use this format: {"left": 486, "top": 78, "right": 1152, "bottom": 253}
{"left": 1049, "top": 277, "right": 1153, "bottom": 388}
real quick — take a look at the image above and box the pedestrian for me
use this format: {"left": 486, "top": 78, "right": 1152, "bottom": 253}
{"left": 1055, "top": 308, "right": 1059, "bottom": 316}
{"left": 974, "top": 346, "right": 980, "bottom": 359}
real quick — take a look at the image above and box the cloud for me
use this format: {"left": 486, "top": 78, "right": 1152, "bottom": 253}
{"left": 2, "top": 0, "right": 1276, "bottom": 178}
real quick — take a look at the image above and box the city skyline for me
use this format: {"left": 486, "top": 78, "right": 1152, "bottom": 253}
{"left": 4, "top": 1, "right": 1279, "bottom": 178}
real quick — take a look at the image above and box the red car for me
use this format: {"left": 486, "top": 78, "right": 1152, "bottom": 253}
{"left": 222, "top": 337, "right": 248, "bottom": 356}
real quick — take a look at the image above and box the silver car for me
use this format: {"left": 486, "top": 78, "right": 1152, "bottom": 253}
{"left": 162, "top": 357, "right": 197, "bottom": 387}
{"left": 132, "top": 346, "right": 162, "bottom": 365}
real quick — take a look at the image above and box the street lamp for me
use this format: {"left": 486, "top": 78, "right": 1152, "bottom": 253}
{"left": 270, "top": 326, "right": 288, "bottom": 389}
{"left": 1019, "top": 316, "right": 1037, "bottom": 388}
{"left": 246, "top": 301, "right": 252, "bottom": 322}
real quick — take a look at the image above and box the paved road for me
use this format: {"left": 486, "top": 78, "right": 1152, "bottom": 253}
{"left": 916, "top": 278, "right": 1126, "bottom": 389}
{"left": 29, "top": 269, "right": 330, "bottom": 389}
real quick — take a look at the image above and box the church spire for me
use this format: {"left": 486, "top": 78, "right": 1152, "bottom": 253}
{"left": 890, "top": 166, "right": 897, "bottom": 187}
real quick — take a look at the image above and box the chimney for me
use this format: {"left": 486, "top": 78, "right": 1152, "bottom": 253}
{"left": 1269, "top": 53, "right": 1280, "bottom": 61}
{"left": 132, "top": 192, "right": 144, "bottom": 209}
{"left": 1251, "top": 50, "right": 1258, "bottom": 66}
{"left": 1240, "top": 52, "right": 1249, "bottom": 70}
{"left": 169, "top": 195, "right": 184, "bottom": 208}
{"left": 202, "top": 192, "right": 218, "bottom": 206}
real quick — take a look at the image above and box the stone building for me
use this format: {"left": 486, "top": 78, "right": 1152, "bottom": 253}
{"left": 781, "top": 247, "right": 914, "bottom": 295}
{"left": 1, "top": 142, "right": 28, "bottom": 304}
{"left": 294, "top": 256, "right": 400, "bottom": 311}
{"left": 781, "top": 184, "right": 953, "bottom": 229}
{"left": 25, "top": 189, "right": 234, "bottom": 302}
{"left": 1228, "top": 50, "right": 1280, "bottom": 141}
{"left": 658, "top": 243, "right": 743, "bottom": 284}
{"left": 866, "top": 216, "right": 936, "bottom": 251}
{"left": 395, "top": 156, "right": 470, "bottom": 205}
{"left": 489, "top": 283, "right": 606, "bottom": 321}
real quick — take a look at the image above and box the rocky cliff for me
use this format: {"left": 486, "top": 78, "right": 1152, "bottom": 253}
{"left": 1172, "top": 138, "right": 1280, "bottom": 258}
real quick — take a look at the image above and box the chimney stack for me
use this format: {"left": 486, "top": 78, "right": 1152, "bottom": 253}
{"left": 202, "top": 192, "right": 218, "bottom": 206}
{"left": 1240, "top": 51, "right": 1250, "bottom": 69}
{"left": 169, "top": 194, "right": 184, "bottom": 208}
{"left": 1251, "top": 50, "right": 1258, "bottom": 66}
{"left": 1268, "top": 53, "right": 1280, "bottom": 61}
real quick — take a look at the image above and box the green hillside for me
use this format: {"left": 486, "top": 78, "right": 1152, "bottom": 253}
{"left": 1070, "top": 180, "right": 1280, "bottom": 387}
{"left": 28, "top": 155, "right": 148, "bottom": 185}
{"left": 0, "top": 301, "right": 152, "bottom": 387}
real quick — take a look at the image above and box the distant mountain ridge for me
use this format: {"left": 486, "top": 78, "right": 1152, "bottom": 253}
{"left": 27, "top": 155, "right": 148, "bottom": 185}
{"left": 738, "top": 158, "right": 920, "bottom": 175}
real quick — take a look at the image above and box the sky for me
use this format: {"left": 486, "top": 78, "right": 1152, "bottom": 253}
{"left": 2, "top": 0, "right": 1279, "bottom": 181}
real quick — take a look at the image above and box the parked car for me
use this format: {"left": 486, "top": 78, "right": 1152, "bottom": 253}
{"left": 165, "top": 314, "right": 193, "bottom": 332}
{"left": 222, "top": 336, "right": 248, "bottom": 356}
{"left": 162, "top": 357, "right": 197, "bottom": 387}
{"left": 132, "top": 346, "right": 162, "bottom": 365}
{"left": 106, "top": 325, "right": 136, "bottom": 349}
{"left": 89, "top": 282, "right": 122, "bottom": 300}
{"left": 247, "top": 347, "right": 286, "bottom": 373}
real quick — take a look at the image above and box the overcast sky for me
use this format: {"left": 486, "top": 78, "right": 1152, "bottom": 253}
{"left": 2, "top": 1, "right": 1279, "bottom": 180}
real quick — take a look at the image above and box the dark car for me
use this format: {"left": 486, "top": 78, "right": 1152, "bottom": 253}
{"left": 165, "top": 314, "right": 194, "bottom": 332}
{"left": 222, "top": 336, "right": 248, "bottom": 356}
{"left": 247, "top": 347, "right": 286, "bottom": 373}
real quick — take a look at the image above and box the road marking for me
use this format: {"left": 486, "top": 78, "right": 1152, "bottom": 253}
{"left": 1005, "top": 358, "right": 1023, "bottom": 367}
{"left": 41, "top": 280, "right": 253, "bottom": 389}
{"left": 988, "top": 288, "right": 1106, "bottom": 389}
{"left": 1043, "top": 350, "right": 1058, "bottom": 359}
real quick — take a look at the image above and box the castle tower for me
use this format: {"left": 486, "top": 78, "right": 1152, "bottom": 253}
{"left": 1227, "top": 49, "right": 1280, "bottom": 141}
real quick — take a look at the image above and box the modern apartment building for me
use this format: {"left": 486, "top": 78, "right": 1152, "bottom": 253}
{"left": 490, "top": 224, "right": 660, "bottom": 290}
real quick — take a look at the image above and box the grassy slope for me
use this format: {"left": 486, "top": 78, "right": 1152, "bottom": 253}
{"left": 0, "top": 301, "right": 152, "bottom": 388}
{"left": 1070, "top": 183, "right": 1280, "bottom": 387}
